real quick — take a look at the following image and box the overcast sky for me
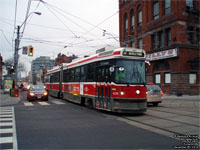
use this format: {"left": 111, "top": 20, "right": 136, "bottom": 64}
{"left": 0, "top": 0, "right": 119, "bottom": 72}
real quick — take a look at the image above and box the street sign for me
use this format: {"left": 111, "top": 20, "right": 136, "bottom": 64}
{"left": 22, "top": 46, "right": 28, "bottom": 54}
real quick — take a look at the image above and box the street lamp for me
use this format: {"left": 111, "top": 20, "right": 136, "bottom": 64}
{"left": 14, "top": 11, "right": 41, "bottom": 86}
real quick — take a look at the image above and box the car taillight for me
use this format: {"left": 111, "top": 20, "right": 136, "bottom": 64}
{"left": 43, "top": 92, "right": 48, "bottom": 96}
{"left": 30, "top": 93, "right": 35, "bottom": 96}
{"left": 161, "top": 91, "right": 164, "bottom": 96}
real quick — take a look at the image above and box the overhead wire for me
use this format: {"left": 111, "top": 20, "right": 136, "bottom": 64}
{"left": 43, "top": 4, "right": 78, "bottom": 38}
{"left": 0, "top": 30, "right": 13, "bottom": 47}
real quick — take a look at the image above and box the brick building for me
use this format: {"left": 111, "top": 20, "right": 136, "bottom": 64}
{"left": 0, "top": 53, "right": 3, "bottom": 88}
{"left": 119, "top": 0, "right": 200, "bottom": 95}
{"left": 55, "top": 53, "right": 78, "bottom": 66}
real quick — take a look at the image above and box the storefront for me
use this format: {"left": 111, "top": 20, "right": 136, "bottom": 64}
{"left": 146, "top": 47, "right": 199, "bottom": 95}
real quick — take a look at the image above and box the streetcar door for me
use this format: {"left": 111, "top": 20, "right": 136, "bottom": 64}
{"left": 96, "top": 66, "right": 111, "bottom": 110}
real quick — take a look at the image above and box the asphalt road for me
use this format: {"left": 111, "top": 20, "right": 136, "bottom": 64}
{"left": 14, "top": 101, "right": 182, "bottom": 149}
{"left": 1, "top": 90, "right": 199, "bottom": 149}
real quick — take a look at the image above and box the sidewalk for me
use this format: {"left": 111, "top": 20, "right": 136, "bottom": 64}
{"left": 163, "top": 94, "right": 200, "bottom": 100}
{"left": 0, "top": 90, "right": 20, "bottom": 107}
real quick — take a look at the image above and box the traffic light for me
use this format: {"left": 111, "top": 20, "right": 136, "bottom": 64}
{"left": 28, "top": 46, "right": 34, "bottom": 56}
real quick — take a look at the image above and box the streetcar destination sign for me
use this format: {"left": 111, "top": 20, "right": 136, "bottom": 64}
{"left": 123, "top": 51, "right": 144, "bottom": 57}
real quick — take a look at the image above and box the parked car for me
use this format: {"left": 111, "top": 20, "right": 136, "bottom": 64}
{"left": 27, "top": 84, "right": 48, "bottom": 101}
{"left": 147, "top": 84, "right": 164, "bottom": 106}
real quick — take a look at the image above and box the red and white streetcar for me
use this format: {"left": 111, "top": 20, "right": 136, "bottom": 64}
{"left": 45, "top": 47, "right": 147, "bottom": 113}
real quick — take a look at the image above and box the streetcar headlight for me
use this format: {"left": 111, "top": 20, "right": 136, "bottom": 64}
{"left": 120, "top": 91, "right": 125, "bottom": 95}
{"left": 136, "top": 90, "right": 140, "bottom": 95}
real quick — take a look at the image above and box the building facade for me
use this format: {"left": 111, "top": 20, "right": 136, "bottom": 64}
{"left": 119, "top": 0, "right": 200, "bottom": 95}
{"left": 55, "top": 53, "right": 78, "bottom": 66}
{"left": 31, "top": 56, "right": 55, "bottom": 84}
{"left": 0, "top": 53, "right": 3, "bottom": 88}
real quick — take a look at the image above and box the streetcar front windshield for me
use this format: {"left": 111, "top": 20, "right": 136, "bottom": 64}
{"left": 115, "top": 60, "right": 145, "bottom": 84}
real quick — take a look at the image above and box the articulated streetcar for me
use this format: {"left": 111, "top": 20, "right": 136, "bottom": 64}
{"left": 45, "top": 47, "right": 147, "bottom": 113}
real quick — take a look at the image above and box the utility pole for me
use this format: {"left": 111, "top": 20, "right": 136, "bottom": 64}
{"left": 14, "top": 25, "right": 20, "bottom": 86}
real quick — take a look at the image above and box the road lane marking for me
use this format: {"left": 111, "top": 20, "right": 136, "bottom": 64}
{"left": 24, "top": 102, "right": 34, "bottom": 106}
{"left": 0, "top": 137, "right": 13, "bottom": 144}
{"left": 51, "top": 101, "right": 65, "bottom": 105}
{"left": 38, "top": 102, "right": 50, "bottom": 105}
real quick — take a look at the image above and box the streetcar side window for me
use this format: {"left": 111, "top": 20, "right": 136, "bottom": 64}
{"left": 69, "top": 69, "right": 75, "bottom": 82}
{"left": 87, "top": 63, "right": 95, "bottom": 82}
{"left": 75, "top": 67, "right": 80, "bottom": 82}
{"left": 50, "top": 72, "right": 60, "bottom": 83}
{"left": 80, "top": 66, "right": 87, "bottom": 82}
{"left": 63, "top": 69, "right": 68, "bottom": 82}
{"left": 45, "top": 75, "right": 50, "bottom": 83}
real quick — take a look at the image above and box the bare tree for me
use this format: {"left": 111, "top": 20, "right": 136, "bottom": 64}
{"left": 4, "top": 58, "right": 26, "bottom": 72}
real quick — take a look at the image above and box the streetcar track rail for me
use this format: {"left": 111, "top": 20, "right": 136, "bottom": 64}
{"left": 118, "top": 116, "right": 200, "bottom": 140}
{"left": 145, "top": 113, "right": 199, "bottom": 128}
{"left": 147, "top": 107, "right": 199, "bottom": 119}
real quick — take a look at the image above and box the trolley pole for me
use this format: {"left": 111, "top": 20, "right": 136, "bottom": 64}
{"left": 14, "top": 25, "right": 20, "bottom": 86}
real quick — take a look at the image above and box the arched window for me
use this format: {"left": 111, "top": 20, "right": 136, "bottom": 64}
{"left": 124, "top": 13, "right": 128, "bottom": 35}
{"left": 130, "top": 9, "right": 134, "bottom": 31}
{"left": 137, "top": 5, "right": 142, "bottom": 28}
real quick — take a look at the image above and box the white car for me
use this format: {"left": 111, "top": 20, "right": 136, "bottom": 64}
{"left": 147, "top": 84, "right": 164, "bottom": 106}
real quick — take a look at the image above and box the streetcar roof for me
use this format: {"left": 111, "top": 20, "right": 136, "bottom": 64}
{"left": 47, "top": 47, "right": 146, "bottom": 74}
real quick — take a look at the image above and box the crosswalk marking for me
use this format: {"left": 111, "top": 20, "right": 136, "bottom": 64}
{"left": 0, "top": 115, "right": 13, "bottom": 118}
{"left": 24, "top": 102, "right": 34, "bottom": 106}
{"left": 0, "top": 128, "right": 13, "bottom": 134}
{"left": 0, "top": 122, "right": 13, "bottom": 127}
{"left": 38, "top": 102, "right": 50, "bottom": 105}
{"left": 0, "top": 137, "right": 13, "bottom": 144}
{"left": 22, "top": 100, "right": 66, "bottom": 106}
{"left": 0, "top": 118, "right": 12, "bottom": 121}
{"left": 0, "top": 106, "right": 17, "bottom": 149}
{"left": 51, "top": 100, "right": 65, "bottom": 105}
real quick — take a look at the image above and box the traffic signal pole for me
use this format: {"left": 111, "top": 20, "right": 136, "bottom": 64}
{"left": 14, "top": 25, "right": 20, "bottom": 86}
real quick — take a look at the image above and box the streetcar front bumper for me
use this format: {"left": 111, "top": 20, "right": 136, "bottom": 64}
{"left": 112, "top": 98, "right": 147, "bottom": 113}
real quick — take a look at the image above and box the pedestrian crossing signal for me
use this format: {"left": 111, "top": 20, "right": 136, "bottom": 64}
{"left": 28, "top": 46, "right": 34, "bottom": 56}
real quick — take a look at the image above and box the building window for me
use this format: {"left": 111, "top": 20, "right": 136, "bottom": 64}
{"left": 131, "top": 40, "right": 135, "bottom": 48}
{"left": 166, "top": 28, "right": 171, "bottom": 46}
{"left": 164, "top": 0, "right": 171, "bottom": 14}
{"left": 158, "top": 31, "right": 164, "bottom": 48}
{"left": 187, "top": 26, "right": 194, "bottom": 44}
{"left": 138, "top": 39, "right": 142, "bottom": 49}
{"left": 124, "top": 41, "right": 128, "bottom": 47}
{"left": 196, "top": 28, "right": 199, "bottom": 45}
{"left": 138, "top": 6, "right": 142, "bottom": 28}
{"left": 155, "top": 74, "right": 161, "bottom": 84}
{"left": 186, "top": 0, "right": 193, "bottom": 10}
{"left": 165, "top": 73, "right": 171, "bottom": 84}
{"left": 124, "top": 13, "right": 128, "bottom": 35}
{"left": 152, "top": 34, "right": 156, "bottom": 49}
{"left": 130, "top": 9, "right": 134, "bottom": 32}
{"left": 189, "top": 73, "right": 197, "bottom": 84}
{"left": 153, "top": 0, "right": 159, "bottom": 19}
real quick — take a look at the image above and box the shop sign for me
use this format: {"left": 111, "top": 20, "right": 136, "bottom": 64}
{"left": 146, "top": 48, "right": 178, "bottom": 61}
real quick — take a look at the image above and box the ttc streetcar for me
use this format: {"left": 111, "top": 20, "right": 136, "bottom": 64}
{"left": 45, "top": 47, "right": 147, "bottom": 113}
